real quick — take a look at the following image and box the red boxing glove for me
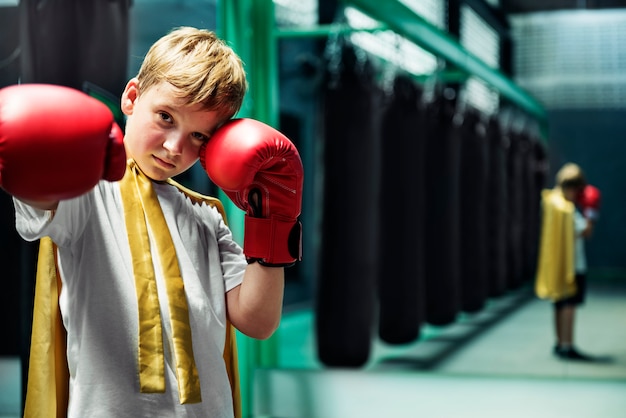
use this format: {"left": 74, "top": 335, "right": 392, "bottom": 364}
{"left": 200, "top": 118, "right": 303, "bottom": 267}
{"left": 578, "top": 184, "right": 601, "bottom": 220}
{"left": 0, "top": 84, "right": 126, "bottom": 201}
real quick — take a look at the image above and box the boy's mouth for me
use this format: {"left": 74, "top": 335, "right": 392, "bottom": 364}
{"left": 153, "top": 155, "right": 176, "bottom": 170}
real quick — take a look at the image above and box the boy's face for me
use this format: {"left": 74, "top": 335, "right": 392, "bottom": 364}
{"left": 121, "top": 78, "right": 222, "bottom": 181}
{"left": 562, "top": 186, "right": 581, "bottom": 203}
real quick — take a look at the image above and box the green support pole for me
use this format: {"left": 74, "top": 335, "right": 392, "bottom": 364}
{"left": 276, "top": 23, "right": 387, "bottom": 38}
{"left": 217, "top": 0, "right": 251, "bottom": 245}
{"left": 276, "top": 4, "right": 547, "bottom": 138}
{"left": 249, "top": 0, "right": 280, "bottom": 372}
{"left": 250, "top": 0, "right": 279, "bottom": 127}
{"left": 218, "top": 1, "right": 280, "bottom": 416}
{"left": 344, "top": 0, "right": 547, "bottom": 124}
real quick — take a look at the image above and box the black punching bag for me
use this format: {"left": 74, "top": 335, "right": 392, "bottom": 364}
{"left": 518, "top": 131, "right": 534, "bottom": 283}
{"left": 458, "top": 109, "right": 489, "bottom": 313}
{"left": 529, "top": 137, "right": 549, "bottom": 274}
{"left": 486, "top": 116, "right": 508, "bottom": 297}
{"left": 317, "top": 43, "right": 381, "bottom": 367}
{"left": 506, "top": 128, "right": 524, "bottom": 290}
{"left": 378, "top": 74, "right": 425, "bottom": 344}
{"left": 19, "top": 0, "right": 130, "bottom": 98}
{"left": 423, "top": 91, "right": 462, "bottom": 326}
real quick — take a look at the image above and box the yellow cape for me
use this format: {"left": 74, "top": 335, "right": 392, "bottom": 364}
{"left": 534, "top": 188, "right": 577, "bottom": 301}
{"left": 23, "top": 180, "right": 241, "bottom": 418}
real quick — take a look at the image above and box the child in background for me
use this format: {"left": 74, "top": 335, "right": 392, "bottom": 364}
{"left": 535, "top": 162, "right": 598, "bottom": 361}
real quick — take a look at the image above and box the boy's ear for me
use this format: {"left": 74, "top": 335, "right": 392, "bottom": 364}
{"left": 121, "top": 78, "right": 139, "bottom": 115}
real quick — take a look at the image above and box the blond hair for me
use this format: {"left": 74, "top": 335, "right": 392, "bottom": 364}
{"left": 136, "top": 27, "right": 247, "bottom": 120}
{"left": 555, "top": 162, "right": 586, "bottom": 190}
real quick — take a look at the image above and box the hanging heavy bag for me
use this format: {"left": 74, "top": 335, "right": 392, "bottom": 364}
{"left": 518, "top": 132, "right": 535, "bottom": 283}
{"left": 486, "top": 116, "right": 508, "bottom": 297}
{"left": 19, "top": 0, "right": 129, "bottom": 97}
{"left": 316, "top": 43, "right": 380, "bottom": 367}
{"left": 458, "top": 109, "right": 489, "bottom": 313}
{"left": 377, "top": 74, "right": 425, "bottom": 344}
{"left": 506, "top": 129, "right": 524, "bottom": 289}
{"left": 422, "top": 91, "right": 462, "bottom": 326}
{"left": 529, "top": 139, "right": 549, "bottom": 274}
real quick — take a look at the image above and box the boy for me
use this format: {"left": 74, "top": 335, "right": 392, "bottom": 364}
{"left": 1, "top": 27, "right": 303, "bottom": 417}
{"left": 535, "top": 163, "right": 596, "bottom": 361}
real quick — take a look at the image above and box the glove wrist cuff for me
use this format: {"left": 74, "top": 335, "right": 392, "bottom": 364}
{"left": 243, "top": 215, "right": 302, "bottom": 267}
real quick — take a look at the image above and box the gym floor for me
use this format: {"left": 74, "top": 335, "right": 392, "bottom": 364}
{"left": 259, "top": 278, "right": 626, "bottom": 417}
{"left": 2, "top": 278, "right": 625, "bottom": 417}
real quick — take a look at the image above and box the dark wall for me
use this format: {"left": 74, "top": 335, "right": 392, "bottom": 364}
{"left": 0, "top": 5, "right": 19, "bottom": 87}
{"left": 0, "top": 5, "right": 22, "bottom": 356}
{"left": 0, "top": 192, "right": 21, "bottom": 355}
{"left": 547, "top": 109, "right": 626, "bottom": 278}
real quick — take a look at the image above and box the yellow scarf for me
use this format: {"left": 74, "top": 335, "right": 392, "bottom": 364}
{"left": 23, "top": 162, "right": 241, "bottom": 417}
{"left": 121, "top": 160, "right": 201, "bottom": 402}
{"left": 535, "top": 188, "right": 577, "bottom": 301}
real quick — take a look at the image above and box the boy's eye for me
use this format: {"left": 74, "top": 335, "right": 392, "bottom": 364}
{"left": 159, "top": 112, "right": 173, "bottom": 123}
{"left": 192, "top": 132, "right": 209, "bottom": 142}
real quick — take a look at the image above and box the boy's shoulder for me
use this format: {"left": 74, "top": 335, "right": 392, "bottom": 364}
{"left": 542, "top": 188, "right": 574, "bottom": 215}
{"left": 165, "top": 178, "right": 228, "bottom": 222}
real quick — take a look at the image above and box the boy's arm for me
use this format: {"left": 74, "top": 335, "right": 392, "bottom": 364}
{"left": 226, "top": 264, "right": 285, "bottom": 339}
{"left": 0, "top": 84, "right": 126, "bottom": 205}
{"left": 581, "top": 218, "right": 595, "bottom": 239}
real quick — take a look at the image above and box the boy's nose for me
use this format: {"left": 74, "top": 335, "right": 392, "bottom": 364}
{"left": 163, "top": 132, "right": 184, "bottom": 155}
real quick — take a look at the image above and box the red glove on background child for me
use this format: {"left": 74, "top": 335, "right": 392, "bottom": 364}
{"left": 578, "top": 184, "right": 601, "bottom": 221}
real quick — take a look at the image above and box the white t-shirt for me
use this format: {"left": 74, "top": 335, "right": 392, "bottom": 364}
{"left": 573, "top": 209, "right": 588, "bottom": 274}
{"left": 14, "top": 179, "right": 246, "bottom": 418}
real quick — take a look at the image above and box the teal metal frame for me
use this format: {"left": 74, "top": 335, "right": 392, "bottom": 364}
{"left": 217, "top": 2, "right": 279, "bottom": 416}
{"left": 346, "top": 0, "right": 546, "bottom": 122}
{"left": 216, "top": 1, "right": 548, "bottom": 415}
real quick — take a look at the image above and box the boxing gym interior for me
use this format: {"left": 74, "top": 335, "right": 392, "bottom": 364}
{"left": 2, "top": 0, "right": 626, "bottom": 416}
